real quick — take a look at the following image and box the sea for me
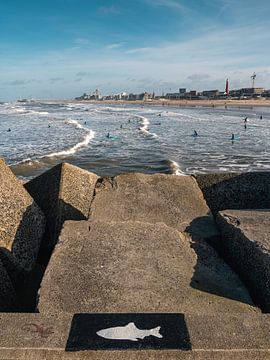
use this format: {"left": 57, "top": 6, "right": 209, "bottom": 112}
{"left": 0, "top": 101, "right": 270, "bottom": 180}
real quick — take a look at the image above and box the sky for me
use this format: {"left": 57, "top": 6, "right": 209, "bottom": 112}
{"left": 0, "top": 0, "right": 270, "bottom": 100}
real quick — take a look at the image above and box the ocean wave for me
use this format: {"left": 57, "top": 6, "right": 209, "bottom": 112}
{"left": 168, "top": 160, "right": 186, "bottom": 176}
{"left": 65, "top": 118, "right": 84, "bottom": 129}
{"left": 136, "top": 115, "right": 158, "bottom": 138}
{"left": 44, "top": 127, "right": 95, "bottom": 158}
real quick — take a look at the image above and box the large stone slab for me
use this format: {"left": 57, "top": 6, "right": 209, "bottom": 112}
{"left": 195, "top": 172, "right": 270, "bottom": 216}
{"left": 38, "top": 220, "right": 257, "bottom": 315}
{"left": 217, "top": 210, "right": 270, "bottom": 312}
{"left": 90, "top": 173, "right": 218, "bottom": 242}
{"left": 0, "top": 159, "right": 45, "bottom": 275}
{"left": 24, "top": 162, "right": 99, "bottom": 253}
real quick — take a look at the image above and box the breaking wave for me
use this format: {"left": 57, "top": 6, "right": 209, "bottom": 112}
{"left": 136, "top": 115, "right": 158, "bottom": 138}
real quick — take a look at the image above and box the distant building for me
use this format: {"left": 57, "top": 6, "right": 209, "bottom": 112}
{"left": 262, "top": 89, "right": 270, "bottom": 97}
{"left": 229, "top": 87, "right": 264, "bottom": 99}
{"left": 202, "top": 90, "right": 219, "bottom": 99}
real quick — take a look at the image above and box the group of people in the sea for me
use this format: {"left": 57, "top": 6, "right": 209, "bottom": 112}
{"left": 193, "top": 114, "right": 263, "bottom": 141}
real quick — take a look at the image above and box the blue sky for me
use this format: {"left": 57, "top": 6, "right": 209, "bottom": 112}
{"left": 0, "top": 0, "right": 270, "bottom": 100}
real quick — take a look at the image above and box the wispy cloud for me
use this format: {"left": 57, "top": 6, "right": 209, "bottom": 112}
{"left": 73, "top": 38, "right": 90, "bottom": 45}
{"left": 126, "top": 47, "right": 152, "bottom": 54}
{"left": 107, "top": 43, "right": 124, "bottom": 49}
{"left": 143, "top": 0, "right": 187, "bottom": 13}
{"left": 187, "top": 74, "right": 211, "bottom": 81}
{"left": 50, "top": 77, "right": 63, "bottom": 84}
{"left": 7, "top": 79, "right": 40, "bottom": 86}
{"left": 97, "top": 5, "right": 120, "bottom": 15}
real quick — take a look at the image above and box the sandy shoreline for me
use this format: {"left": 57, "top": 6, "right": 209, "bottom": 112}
{"left": 44, "top": 98, "right": 270, "bottom": 108}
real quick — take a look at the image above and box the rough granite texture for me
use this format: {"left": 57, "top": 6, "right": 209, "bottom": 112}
{"left": 194, "top": 172, "right": 270, "bottom": 216}
{"left": 0, "top": 159, "right": 45, "bottom": 275}
{"left": 217, "top": 209, "right": 270, "bottom": 312}
{"left": 24, "top": 163, "right": 99, "bottom": 251}
{"left": 38, "top": 220, "right": 258, "bottom": 315}
{"left": 91, "top": 173, "right": 219, "bottom": 242}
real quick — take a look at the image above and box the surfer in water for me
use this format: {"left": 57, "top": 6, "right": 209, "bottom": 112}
{"left": 193, "top": 130, "right": 198, "bottom": 137}
{"left": 120, "top": 124, "right": 123, "bottom": 129}
{"left": 106, "top": 132, "right": 110, "bottom": 138}
{"left": 260, "top": 115, "right": 263, "bottom": 120}
{"left": 7, "top": 128, "right": 11, "bottom": 132}
{"left": 84, "top": 121, "right": 87, "bottom": 125}
{"left": 244, "top": 117, "right": 248, "bottom": 123}
{"left": 231, "top": 133, "right": 235, "bottom": 140}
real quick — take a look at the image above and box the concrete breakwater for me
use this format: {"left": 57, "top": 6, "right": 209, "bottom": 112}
{"left": 0, "top": 158, "right": 269, "bottom": 358}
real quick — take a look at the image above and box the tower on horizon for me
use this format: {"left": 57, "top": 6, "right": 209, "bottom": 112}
{"left": 251, "top": 72, "right": 256, "bottom": 88}
{"left": 225, "top": 78, "right": 229, "bottom": 96}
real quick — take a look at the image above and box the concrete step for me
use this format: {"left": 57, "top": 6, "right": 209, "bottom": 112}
{"left": 0, "top": 312, "right": 268, "bottom": 359}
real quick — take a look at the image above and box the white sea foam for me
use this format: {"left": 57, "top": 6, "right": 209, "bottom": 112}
{"left": 136, "top": 115, "right": 158, "bottom": 138}
{"left": 66, "top": 118, "right": 83, "bottom": 129}
{"left": 169, "top": 160, "right": 186, "bottom": 176}
{"left": 44, "top": 119, "right": 95, "bottom": 158}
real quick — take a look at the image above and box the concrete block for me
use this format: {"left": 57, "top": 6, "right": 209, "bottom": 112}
{"left": 217, "top": 210, "right": 270, "bottom": 312}
{"left": 0, "top": 259, "right": 18, "bottom": 311}
{"left": 91, "top": 173, "right": 218, "bottom": 242}
{"left": 38, "top": 220, "right": 257, "bottom": 315}
{"left": 0, "top": 159, "right": 45, "bottom": 275}
{"left": 24, "top": 163, "right": 99, "bottom": 252}
{"left": 195, "top": 172, "right": 270, "bottom": 216}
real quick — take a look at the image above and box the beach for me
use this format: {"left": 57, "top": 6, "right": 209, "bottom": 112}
{"left": 68, "top": 98, "right": 270, "bottom": 108}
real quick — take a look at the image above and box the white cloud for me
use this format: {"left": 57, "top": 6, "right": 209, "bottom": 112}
{"left": 143, "top": 0, "right": 187, "bottom": 13}
{"left": 107, "top": 43, "right": 124, "bottom": 49}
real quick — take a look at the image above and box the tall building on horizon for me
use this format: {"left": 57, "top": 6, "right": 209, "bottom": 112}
{"left": 225, "top": 79, "right": 229, "bottom": 96}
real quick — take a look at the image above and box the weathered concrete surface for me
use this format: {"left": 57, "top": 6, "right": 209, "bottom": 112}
{"left": 0, "top": 259, "right": 18, "bottom": 311}
{"left": 194, "top": 173, "right": 270, "bottom": 216}
{"left": 0, "top": 159, "right": 45, "bottom": 275}
{"left": 217, "top": 210, "right": 270, "bottom": 312}
{"left": 0, "top": 313, "right": 269, "bottom": 359}
{"left": 91, "top": 173, "right": 218, "bottom": 242}
{"left": 38, "top": 220, "right": 257, "bottom": 315}
{"left": 24, "top": 163, "right": 99, "bottom": 252}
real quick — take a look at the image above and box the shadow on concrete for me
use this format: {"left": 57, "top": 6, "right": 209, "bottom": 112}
{"left": 187, "top": 216, "right": 255, "bottom": 306}
{"left": 0, "top": 200, "right": 86, "bottom": 312}
{"left": 37, "top": 199, "right": 87, "bottom": 266}
{"left": 195, "top": 172, "right": 270, "bottom": 217}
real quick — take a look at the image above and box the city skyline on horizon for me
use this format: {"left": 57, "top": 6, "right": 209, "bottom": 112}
{"left": 1, "top": 0, "right": 270, "bottom": 101}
